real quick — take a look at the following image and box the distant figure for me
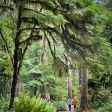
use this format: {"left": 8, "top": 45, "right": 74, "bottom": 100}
{"left": 67, "top": 98, "right": 72, "bottom": 111}
{"left": 73, "top": 98, "right": 77, "bottom": 111}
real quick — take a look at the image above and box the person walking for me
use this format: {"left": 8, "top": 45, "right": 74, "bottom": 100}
{"left": 73, "top": 98, "right": 77, "bottom": 111}
{"left": 67, "top": 98, "right": 72, "bottom": 111}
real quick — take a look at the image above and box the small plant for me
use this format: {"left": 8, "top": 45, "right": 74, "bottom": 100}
{"left": 0, "top": 96, "right": 9, "bottom": 112}
{"left": 14, "top": 93, "right": 56, "bottom": 112}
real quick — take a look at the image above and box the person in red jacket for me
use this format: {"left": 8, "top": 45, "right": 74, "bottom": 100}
{"left": 73, "top": 98, "right": 77, "bottom": 111}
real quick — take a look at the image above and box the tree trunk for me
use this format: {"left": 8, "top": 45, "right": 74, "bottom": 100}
{"left": 80, "top": 68, "right": 88, "bottom": 110}
{"left": 67, "top": 52, "right": 72, "bottom": 99}
{"left": 8, "top": 6, "right": 22, "bottom": 111}
{"left": 40, "top": 31, "right": 51, "bottom": 101}
{"left": 16, "top": 79, "right": 24, "bottom": 93}
{"left": 67, "top": 75, "right": 72, "bottom": 98}
{"left": 79, "top": 68, "right": 82, "bottom": 85}
{"left": 109, "top": 0, "right": 112, "bottom": 8}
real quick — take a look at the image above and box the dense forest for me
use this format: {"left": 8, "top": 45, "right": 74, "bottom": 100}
{"left": 0, "top": 0, "right": 112, "bottom": 112}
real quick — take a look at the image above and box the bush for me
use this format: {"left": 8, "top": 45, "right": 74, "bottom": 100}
{"left": 0, "top": 96, "right": 9, "bottom": 112}
{"left": 89, "top": 99, "right": 104, "bottom": 109}
{"left": 0, "top": 93, "right": 56, "bottom": 112}
{"left": 89, "top": 88, "right": 112, "bottom": 109}
{"left": 14, "top": 93, "right": 56, "bottom": 112}
{"left": 52, "top": 101, "right": 66, "bottom": 111}
{"left": 98, "top": 103, "right": 112, "bottom": 112}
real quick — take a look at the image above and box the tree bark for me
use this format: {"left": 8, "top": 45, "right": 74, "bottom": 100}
{"left": 109, "top": 0, "right": 112, "bottom": 8}
{"left": 80, "top": 68, "right": 88, "bottom": 110}
{"left": 8, "top": 6, "right": 22, "bottom": 111}
{"left": 40, "top": 31, "right": 51, "bottom": 101}
{"left": 79, "top": 68, "right": 82, "bottom": 85}
{"left": 67, "top": 52, "right": 72, "bottom": 99}
{"left": 16, "top": 79, "right": 24, "bottom": 93}
{"left": 67, "top": 75, "right": 72, "bottom": 98}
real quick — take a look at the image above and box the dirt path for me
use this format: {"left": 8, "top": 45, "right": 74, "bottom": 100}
{"left": 58, "top": 105, "right": 75, "bottom": 112}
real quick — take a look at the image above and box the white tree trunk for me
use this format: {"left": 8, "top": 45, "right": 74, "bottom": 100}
{"left": 67, "top": 52, "right": 72, "bottom": 98}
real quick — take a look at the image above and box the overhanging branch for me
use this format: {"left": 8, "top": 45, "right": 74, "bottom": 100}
{"left": 44, "top": 31, "right": 54, "bottom": 56}
{"left": 0, "top": 28, "right": 13, "bottom": 64}
{"left": 17, "top": 24, "right": 35, "bottom": 75}
{"left": 23, "top": 8, "right": 46, "bottom": 16}
{"left": 0, "top": 5, "right": 14, "bottom": 11}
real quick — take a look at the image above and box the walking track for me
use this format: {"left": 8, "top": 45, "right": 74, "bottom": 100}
{"left": 58, "top": 105, "right": 75, "bottom": 112}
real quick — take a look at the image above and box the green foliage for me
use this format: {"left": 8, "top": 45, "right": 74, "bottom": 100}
{"left": 0, "top": 96, "right": 9, "bottom": 112}
{"left": 50, "top": 84, "right": 67, "bottom": 100}
{"left": 20, "top": 42, "right": 67, "bottom": 99}
{"left": 90, "top": 98, "right": 104, "bottom": 109}
{"left": 14, "top": 93, "right": 56, "bottom": 112}
{"left": 86, "top": 36, "right": 112, "bottom": 75}
{"left": 53, "top": 101, "right": 66, "bottom": 111}
{"left": 0, "top": 99, "right": 2, "bottom": 110}
{"left": 98, "top": 103, "right": 112, "bottom": 112}
{"left": 89, "top": 86, "right": 112, "bottom": 109}
{"left": 0, "top": 93, "right": 56, "bottom": 112}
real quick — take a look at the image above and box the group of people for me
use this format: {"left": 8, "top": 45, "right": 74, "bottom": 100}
{"left": 67, "top": 98, "right": 77, "bottom": 111}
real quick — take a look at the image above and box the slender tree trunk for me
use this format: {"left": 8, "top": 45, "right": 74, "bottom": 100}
{"left": 79, "top": 68, "right": 81, "bottom": 85}
{"left": 67, "top": 75, "right": 72, "bottom": 98}
{"left": 8, "top": 6, "right": 22, "bottom": 111}
{"left": 67, "top": 52, "right": 72, "bottom": 99}
{"left": 40, "top": 31, "right": 50, "bottom": 101}
{"left": 4, "top": 74, "right": 7, "bottom": 96}
{"left": 80, "top": 68, "right": 88, "bottom": 110}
